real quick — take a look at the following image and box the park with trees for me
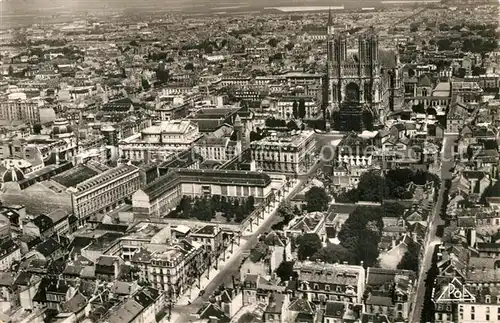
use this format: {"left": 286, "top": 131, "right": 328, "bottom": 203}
{"left": 168, "top": 195, "right": 256, "bottom": 223}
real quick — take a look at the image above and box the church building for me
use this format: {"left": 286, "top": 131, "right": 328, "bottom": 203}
{"left": 326, "top": 10, "right": 403, "bottom": 131}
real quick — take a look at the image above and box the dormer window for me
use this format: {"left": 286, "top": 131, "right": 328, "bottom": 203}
{"left": 486, "top": 295, "right": 491, "bottom": 303}
{"left": 314, "top": 284, "right": 319, "bottom": 290}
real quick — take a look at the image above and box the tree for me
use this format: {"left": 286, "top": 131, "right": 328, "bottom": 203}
{"left": 177, "top": 196, "right": 192, "bottom": 218}
{"left": 141, "top": 78, "right": 150, "bottom": 91}
{"left": 296, "top": 233, "right": 323, "bottom": 261}
{"left": 398, "top": 242, "right": 420, "bottom": 273}
{"left": 234, "top": 204, "right": 245, "bottom": 223}
{"left": 356, "top": 171, "right": 389, "bottom": 202}
{"left": 193, "top": 198, "right": 213, "bottom": 221}
{"left": 268, "top": 38, "right": 279, "bottom": 47}
{"left": 292, "top": 101, "right": 299, "bottom": 119}
{"left": 284, "top": 42, "right": 294, "bottom": 51}
{"left": 277, "top": 202, "right": 295, "bottom": 224}
{"left": 298, "top": 99, "right": 306, "bottom": 119}
{"left": 33, "top": 124, "right": 42, "bottom": 134}
{"left": 305, "top": 186, "right": 330, "bottom": 212}
{"left": 275, "top": 261, "right": 297, "bottom": 282}
{"left": 287, "top": 120, "right": 299, "bottom": 131}
{"left": 382, "top": 202, "right": 406, "bottom": 218}
{"left": 312, "top": 244, "right": 353, "bottom": 264}
{"left": 8, "top": 65, "right": 13, "bottom": 76}
{"left": 184, "top": 62, "right": 194, "bottom": 70}
{"left": 338, "top": 206, "right": 384, "bottom": 267}
{"left": 245, "top": 196, "right": 255, "bottom": 213}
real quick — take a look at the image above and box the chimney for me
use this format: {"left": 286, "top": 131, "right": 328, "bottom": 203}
{"left": 360, "top": 261, "right": 364, "bottom": 267}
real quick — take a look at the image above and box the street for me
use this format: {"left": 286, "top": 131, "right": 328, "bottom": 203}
{"left": 170, "top": 160, "right": 324, "bottom": 322}
{"left": 409, "top": 134, "right": 456, "bottom": 323}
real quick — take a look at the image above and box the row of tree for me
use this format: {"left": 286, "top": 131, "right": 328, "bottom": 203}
{"left": 170, "top": 195, "right": 255, "bottom": 223}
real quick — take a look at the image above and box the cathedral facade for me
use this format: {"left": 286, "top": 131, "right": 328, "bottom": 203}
{"left": 326, "top": 12, "right": 403, "bottom": 131}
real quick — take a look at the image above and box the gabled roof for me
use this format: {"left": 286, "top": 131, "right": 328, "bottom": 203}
{"left": 197, "top": 303, "right": 230, "bottom": 322}
{"left": 35, "top": 238, "right": 62, "bottom": 257}
{"left": 288, "top": 298, "right": 315, "bottom": 313}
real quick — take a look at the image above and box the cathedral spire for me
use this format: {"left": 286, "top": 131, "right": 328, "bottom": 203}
{"left": 327, "top": 7, "right": 334, "bottom": 35}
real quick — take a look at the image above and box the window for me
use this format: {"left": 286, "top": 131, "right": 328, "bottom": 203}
{"left": 471, "top": 313, "right": 475, "bottom": 320}
{"left": 471, "top": 306, "right": 475, "bottom": 313}
{"left": 486, "top": 315, "right": 490, "bottom": 321}
{"left": 486, "top": 296, "right": 491, "bottom": 303}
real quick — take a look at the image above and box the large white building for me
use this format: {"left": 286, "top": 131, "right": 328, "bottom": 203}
{"left": 194, "top": 137, "right": 241, "bottom": 161}
{"left": 250, "top": 131, "right": 316, "bottom": 174}
{"left": 0, "top": 98, "right": 42, "bottom": 124}
{"left": 118, "top": 120, "right": 202, "bottom": 162}
{"left": 71, "top": 164, "right": 141, "bottom": 223}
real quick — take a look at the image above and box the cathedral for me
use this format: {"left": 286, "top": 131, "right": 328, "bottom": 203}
{"left": 326, "top": 10, "right": 403, "bottom": 131}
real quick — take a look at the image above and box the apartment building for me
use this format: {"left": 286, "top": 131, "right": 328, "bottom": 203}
{"left": 294, "top": 260, "right": 366, "bottom": 305}
{"left": 250, "top": 131, "right": 316, "bottom": 174}
{"left": 0, "top": 98, "right": 42, "bottom": 124}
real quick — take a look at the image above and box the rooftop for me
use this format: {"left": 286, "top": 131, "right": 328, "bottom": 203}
{"left": 75, "top": 164, "right": 138, "bottom": 193}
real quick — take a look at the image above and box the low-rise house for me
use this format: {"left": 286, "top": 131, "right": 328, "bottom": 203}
{"left": 241, "top": 274, "right": 285, "bottom": 306}
{"left": 33, "top": 277, "right": 76, "bottom": 311}
{"left": 95, "top": 255, "right": 122, "bottom": 281}
{"left": 212, "top": 287, "right": 243, "bottom": 318}
{"left": 193, "top": 303, "right": 231, "bottom": 323}
{"left": 285, "top": 212, "right": 327, "bottom": 243}
{"left": 0, "top": 239, "right": 21, "bottom": 271}
{"left": 263, "top": 292, "right": 290, "bottom": 323}
{"left": 102, "top": 286, "right": 165, "bottom": 323}
{"left": 364, "top": 268, "right": 416, "bottom": 322}
{"left": 0, "top": 272, "right": 18, "bottom": 313}
{"left": 34, "top": 237, "right": 64, "bottom": 260}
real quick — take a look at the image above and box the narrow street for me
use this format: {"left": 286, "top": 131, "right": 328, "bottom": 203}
{"left": 170, "top": 160, "right": 324, "bottom": 322}
{"left": 410, "top": 134, "right": 456, "bottom": 322}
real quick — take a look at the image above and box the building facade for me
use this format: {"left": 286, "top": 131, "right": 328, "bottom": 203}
{"left": 250, "top": 131, "right": 316, "bottom": 174}
{"left": 327, "top": 12, "right": 402, "bottom": 131}
{"left": 294, "top": 261, "right": 366, "bottom": 304}
{"left": 71, "top": 164, "right": 141, "bottom": 223}
{"left": 132, "top": 168, "right": 273, "bottom": 217}
{"left": 0, "top": 98, "right": 42, "bottom": 124}
{"left": 118, "top": 120, "right": 202, "bottom": 162}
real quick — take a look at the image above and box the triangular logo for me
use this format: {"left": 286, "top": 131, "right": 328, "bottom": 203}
{"left": 435, "top": 277, "right": 476, "bottom": 303}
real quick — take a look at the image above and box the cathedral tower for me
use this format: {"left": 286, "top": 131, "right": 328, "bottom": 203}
{"left": 326, "top": 21, "right": 384, "bottom": 131}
